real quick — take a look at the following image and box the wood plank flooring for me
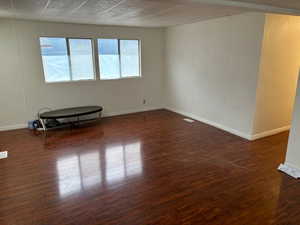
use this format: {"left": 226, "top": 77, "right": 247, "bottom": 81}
{"left": 0, "top": 109, "right": 299, "bottom": 225}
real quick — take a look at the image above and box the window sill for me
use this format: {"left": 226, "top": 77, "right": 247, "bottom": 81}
{"left": 44, "top": 76, "right": 142, "bottom": 84}
{"left": 100, "top": 76, "right": 142, "bottom": 81}
{"left": 45, "top": 79, "right": 96, "bottom": 84}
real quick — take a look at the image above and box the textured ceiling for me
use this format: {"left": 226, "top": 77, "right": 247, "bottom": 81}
{"left": 0, "top": 0, "right": 299, "bottom": 27}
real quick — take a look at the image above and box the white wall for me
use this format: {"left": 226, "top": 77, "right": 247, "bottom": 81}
{"left": 0, "top": 19, "right": 165, "bottom": 130}
{"left": 253, "top": 14, "right": 300, "bottom": 136}
{"left": 164, "top": 13, "right": 266, "bottom": 138}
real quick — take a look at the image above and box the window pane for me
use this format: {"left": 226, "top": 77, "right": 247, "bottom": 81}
{"left": 40, "top": 37, "right": 70, "bottom": 82}
{"left": 69, "top": 39, "right": 95, "bottom": 81}
{"left": 120, "top": 40, "right": 140, "bottom": 77}
{"left": 98, "top": 39, "right": 120, "bottom": 80}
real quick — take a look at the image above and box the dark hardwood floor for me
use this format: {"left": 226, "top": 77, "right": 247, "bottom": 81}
{"left": 0, "top": 109, "right": 299, "bottom": 225}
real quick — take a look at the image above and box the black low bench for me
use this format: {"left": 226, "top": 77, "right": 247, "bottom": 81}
{"left": 39, "top": 106, "right": 103, "bottom": 133}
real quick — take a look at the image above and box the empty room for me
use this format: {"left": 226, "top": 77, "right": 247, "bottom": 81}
{"left": 1, "top": 0, "right": 300, "bottom": 225}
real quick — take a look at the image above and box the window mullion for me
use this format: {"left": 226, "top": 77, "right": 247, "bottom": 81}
{"left": 138, "top": 40, "right": 141, "bottom": 77}
{"left": 118, "top": 39, "right": 122, "bottom": 79}
{"left": 93, "top": 39, "right": 100, "bottom": 80}
{"left": 66, "top": 38, "right": 73, "bottom": 81}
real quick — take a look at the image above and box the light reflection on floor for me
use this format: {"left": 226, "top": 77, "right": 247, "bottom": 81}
{"left": 56, "top": 141, "right": 142, "bottom": 198}
{"left": 106, "top": 142, "right": 142, "bottom": 184}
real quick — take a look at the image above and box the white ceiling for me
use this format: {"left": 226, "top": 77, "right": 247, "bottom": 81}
{"left": 0, "top": 0, "right": 300, "bottom": 27}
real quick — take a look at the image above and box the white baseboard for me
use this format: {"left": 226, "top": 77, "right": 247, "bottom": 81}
{"left": 0, "top": 123, "right": 27, "bottom": 132}
{"left": 0, "top": 106, "right": 162, "bottom": 132}
{"left": 250, "top": 125, "right": 290, "bottom": 140}
{"left": 165, "top": 107, "right": 252, "bottom": 140}
{"left": 103, "top": 106, "right": 163, "bottom": 117}
{"left": 0, "top": 107, "right": 290, "bottom": 141}
{"left": 278, "top": 163, "right": 300, "bottom": 179}
{"left": 165, "top": 107, "right": 291, "bottom": 141}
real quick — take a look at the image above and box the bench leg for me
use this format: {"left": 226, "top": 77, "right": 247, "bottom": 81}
{"left": 39, "top": 118, "right": 47, "bottom": 138}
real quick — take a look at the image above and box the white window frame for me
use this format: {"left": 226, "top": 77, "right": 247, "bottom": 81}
{"left": 97, "top": 38, "right": 142, "bottom": 81}
{"left": 39, "top": 36, "right": 97, "bottom": 83}
{"left": 39, "top": 37, "right": 142, "bottom": 83}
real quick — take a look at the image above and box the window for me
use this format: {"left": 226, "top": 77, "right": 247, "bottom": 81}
{"left": 68, "top": 39, "right": 95, "bottom": 81}
{"left": 40, "top": 37, "right": 70, "bottom": 82}
{"left": 98, "top": 39, "right": 140, "bottom": 80}
{"left": 39, "top": 37, "right": 140, "bottom": 82}
{"left": 98, "top": 39, "right": 120, "bottom": 80}
{"left": 120, "top": 40, "right": 140, "bottom": 78}
{"left": 40, "top": 37, "right": 95, "bottom": 83}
